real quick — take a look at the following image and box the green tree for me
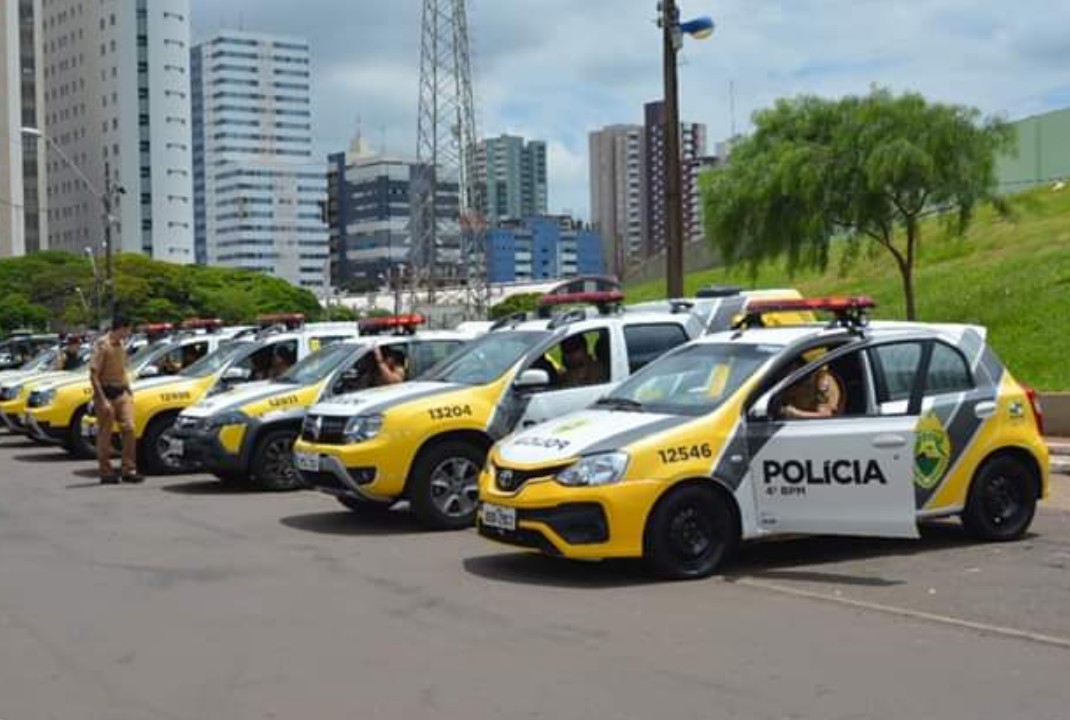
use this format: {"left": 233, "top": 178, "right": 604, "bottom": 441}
{"left": 701, "top": 88, "right": 1013, "bottom": 319}
{"left": 489, "top": 292, "right": 541, "bottom": 320}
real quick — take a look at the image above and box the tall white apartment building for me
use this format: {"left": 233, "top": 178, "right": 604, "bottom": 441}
{"left": 588, "top": 124, "right": 644, "bottom": 276}
{"left": 37, "top": 0, "right": 194, "bottom": 261}
{"left": 1, "top": 0, "right": 49, "bottom": 257}
{"left": 191, "top": 31, "right": 328, "bottom": 290}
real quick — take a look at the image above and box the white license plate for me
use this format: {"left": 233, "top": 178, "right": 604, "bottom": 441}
{"left": 294, "top": 451, "right": 320, "bottom": 473}
{"left": 481, "top": 503, "right": 516, "bottom": 531}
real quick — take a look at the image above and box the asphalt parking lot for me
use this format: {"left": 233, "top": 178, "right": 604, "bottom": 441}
{"left": 1, "top": 434, "right": 1068, "bottom": 720}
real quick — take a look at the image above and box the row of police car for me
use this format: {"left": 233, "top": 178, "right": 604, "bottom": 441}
{"left": 0, "top": 278, "right": 1049, "bottom": 579}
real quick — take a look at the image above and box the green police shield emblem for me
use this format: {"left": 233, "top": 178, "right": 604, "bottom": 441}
{"left": 914, "top": 412, "right": 951, "bottom": 489}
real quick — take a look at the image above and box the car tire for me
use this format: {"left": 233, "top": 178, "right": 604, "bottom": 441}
{"left": 644, "top": 484, "right": 737, "bottom": 580}
{"left": 65, "top": 404, "right": 95, "bottom": 459}
{"left": 336, "top": 496, "right": 396, "bottom": 513}
{"left": 251, "top": 429, "right": 304, "bottom": 491}
{"left": 139, "top": 415, "right": 184, "bottom": 476}
{"left": 961, "top": 455, "right": 1037, "bottom": 541}
{"left": 408, "top": 440, "right": 485, "bottom": 530}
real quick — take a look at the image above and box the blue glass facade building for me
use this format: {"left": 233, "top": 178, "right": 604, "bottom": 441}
{"left": 486, "top": 216, "right": 604, "bottom": 284}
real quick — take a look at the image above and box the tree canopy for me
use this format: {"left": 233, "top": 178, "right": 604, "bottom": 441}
{"left": 0, "top": 251, "right": 324, "bottom": 333}
{"left": 701, "top": 87, "right": 1014, "bottom": 319}
{"left": 488, "top": 292, "right": 541, "bottom": 320}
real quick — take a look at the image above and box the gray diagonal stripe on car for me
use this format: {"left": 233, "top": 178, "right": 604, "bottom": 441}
{"left": 355, "top": 384, "right": 464, "bottom": 417}
{"left": 581, "top": 415, "right": 696, "bottom": 456}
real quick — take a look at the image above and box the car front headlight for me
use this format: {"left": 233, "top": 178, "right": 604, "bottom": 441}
{"left": 29, "top": 388, "right": 56, "bottom": 408}
{"left": 205, "top": 411, "right": 248, "bottom": 431}
{"left": 1, "top": 385, "right": 21, "bottom": 402}
{"left": 343, "top": 414, "right": 383, "bottom": 444}
{"left": 555, "top": 452, "right": 629, "bottom": 487}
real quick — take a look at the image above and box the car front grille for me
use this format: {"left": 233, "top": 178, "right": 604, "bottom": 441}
{"left": 301, "top": 414, "right": 348, "bottom": 444}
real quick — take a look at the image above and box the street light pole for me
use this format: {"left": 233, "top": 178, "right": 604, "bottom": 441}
{"left": 658, "top": 3, "right": 714, "bottom": 300}
{"left": 662, "top": 0, "right": 685, "bottom": 299}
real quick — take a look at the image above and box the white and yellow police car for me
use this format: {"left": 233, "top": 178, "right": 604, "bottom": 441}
{"left": 170, "top": 317, "right": 473, "bottom": 490}
{"left": 295, "top": 281, "right": 707, "bottom": 530}
{"left": 478, "top": 297, "right": 1049, "bottom": 579}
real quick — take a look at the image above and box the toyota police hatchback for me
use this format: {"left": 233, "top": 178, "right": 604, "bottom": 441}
{"left": 171, "top": 317, "right": 473, "bottom": 491}
{"left": 295, "top": 286, "right": 705, "bottom": 530}
{"left": 478, "top": 297, "right": 1048, "bottom": 579}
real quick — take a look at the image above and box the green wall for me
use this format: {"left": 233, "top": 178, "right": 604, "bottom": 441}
{"left": 997, "top": 107, "right": 1070, "bottom": 193}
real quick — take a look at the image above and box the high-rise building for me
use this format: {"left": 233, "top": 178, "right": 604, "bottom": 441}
{"left": 191, "top": 31, "right": 328, "bottom": 290}
{"left": 327, "top": 134, "right": 416, "bottom": 291}
{"left": 642, "top": 100, "right": 707, "bottom": 258}
{"left": 1, "top": 0, "right": 48, "bottom": 257}
{"left": 36, "top": 0, "right": 194, "bottom": 262}
{"left": 486, "top": 216, "right": 603, "bottom": 284}
{"left": 473, "top": 134, "right": 547, "bottom": 224}
{"left": 588, "top": 124, "right": 644, "bottom": 276}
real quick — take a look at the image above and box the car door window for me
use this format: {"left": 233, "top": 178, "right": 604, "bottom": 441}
{"left": 411, "top": 341, "right": 462, "bottom": 377}
{"left": 925, "top": 342, "right": 973, "bottom": 395}
{"left": 623, "top": 323, "right": 689, "bottom": 373}
{"left": 774, "top": 348, "right": 871, "bottom": 419}
{"left": 868, "top": 342, "right": 925, "bottom": 412}
{"left": 528, "top": 329, "right": 611, "bottom": 391}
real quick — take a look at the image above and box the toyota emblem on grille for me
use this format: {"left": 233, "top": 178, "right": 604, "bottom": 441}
{"left": 498, "top": 469, "right": 515, "bottom": 490}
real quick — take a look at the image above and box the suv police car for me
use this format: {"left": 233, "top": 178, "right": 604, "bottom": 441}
{"left": 295, "top": 293, "right": 704, "bottom": 530}
{"left": 0, "top": 344, "right": 85, "bottom": 434}
{"left": 171, "top": 319, "right": 472, "bottom": 490}
{"left": 82, "top": 318, "right": 359, "bottom": 475}
{"left": 478, "top": 297, "right": 1048, "bottom": 579}
{"left": 23, "top": 332, "right": 227, "bottom": 456}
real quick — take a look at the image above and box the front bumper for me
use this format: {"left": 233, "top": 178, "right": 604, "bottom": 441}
{"left": 169, "top": 423, "right": 248, "bottom": 476}
{"left": 477, "top": 471, "right": 666, "bottom": 560}
{"left": 1, "top": 411, "right": 26, "bottom": 433}
{"left": 294, "top": 436, "right": 411, "bottom": 501}
{"left": 24, "top": 412, "right": 68, "bottom": 444}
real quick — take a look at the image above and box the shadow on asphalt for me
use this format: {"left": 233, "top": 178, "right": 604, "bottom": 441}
{"left": 12, "top": 451, "right": 79, "bottom": 463}
{"left": 279, "top": 510, "right": 428, "bottom": 537}
{"left": 159, "top": 478, "right": 258, "bottom": 496}
{"left": 463, "top": 553, "right": 657, "bottom": 589}
{"left": 464, "top": 523, "right": 989, "bottom": 589}
{"left": 1, "top": 439, "right": 44, "bottom": 450}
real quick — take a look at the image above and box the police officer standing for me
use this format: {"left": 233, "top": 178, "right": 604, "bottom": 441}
{"left": 90, "top": 314, "right": 142, "bottom": 484}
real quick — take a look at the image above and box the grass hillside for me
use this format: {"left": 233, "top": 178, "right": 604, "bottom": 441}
{"left": 627, "top": 187, "right": 1070, "bottom": 390}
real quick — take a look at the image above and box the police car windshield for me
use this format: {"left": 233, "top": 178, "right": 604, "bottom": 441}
{"left": 424, "top": 331, "right": 547, "bottom": 385}
{"left": 180, "top": 342, "right": 252, "bottom": 378}
{"left": 277, "top": 343, "right": 359, "bottom": 385}
{"left": 22, "top": 348, "right": 58, "bottom": 371}
{"left": 605, "top": 342, "right": 781, "bottom": 416}
{"left": 128, "top": 341, "right": 171, "bottom": 370}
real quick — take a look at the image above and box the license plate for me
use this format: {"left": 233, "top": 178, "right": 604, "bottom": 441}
{"left": 294, "top": 451, "right": 320, "bottom": 473}
{"left": 481, "top": 503, "right": 516, "bottom": 531}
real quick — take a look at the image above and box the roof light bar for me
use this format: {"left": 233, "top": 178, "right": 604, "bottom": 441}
{"left": 258, "top": 313, "right": 305, "bottom": 329}
{"left": 180, "top": 318, "right": 223, "bottom": 331}
{"left": 358, "top": 314, "right": 426, "bottom": 334}
{"left": 744, "top": 296, "right": 876, "bottom": 314}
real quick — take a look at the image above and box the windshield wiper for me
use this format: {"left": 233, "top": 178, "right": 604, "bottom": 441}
{"left": 594, "top": 397, "right": 645, "bottom": 411}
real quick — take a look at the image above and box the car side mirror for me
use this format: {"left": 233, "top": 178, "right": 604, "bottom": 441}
{"left": 139, "top": 365, "right": 160, "bottom": 378}
{"left": 514, "top": 368, "right": 551, "bottom": 390}
{"left": 223, "top": 366, "right": 251, "bottom": 383}
{"left": 748, "top": 392, "right": 774, "bottom": 422}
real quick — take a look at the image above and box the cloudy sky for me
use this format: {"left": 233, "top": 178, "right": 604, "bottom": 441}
{"left": 190, "top": 0, "right": 1070, "bottom": 220}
